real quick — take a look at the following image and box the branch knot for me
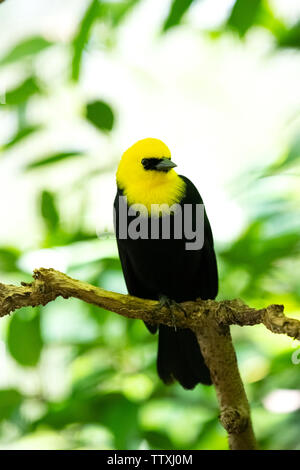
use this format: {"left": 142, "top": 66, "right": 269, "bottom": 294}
{"left": 220, "top": 406, "right": 249, "bottom": 434}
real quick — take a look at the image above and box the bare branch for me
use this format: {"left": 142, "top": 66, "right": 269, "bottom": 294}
{"left": 0, "top": 268, "right": 299, "bottom": 341}
{"left": 196, "top": 324, "right": 257, "bottom": 449}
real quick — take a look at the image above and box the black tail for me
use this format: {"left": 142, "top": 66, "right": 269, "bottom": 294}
{"left": 157, "top": 325, "right": 212, "bottom": 389}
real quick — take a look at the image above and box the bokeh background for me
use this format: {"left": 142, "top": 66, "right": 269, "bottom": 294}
{"left": 0, "top": 0, "right": 300, "bottom": 450}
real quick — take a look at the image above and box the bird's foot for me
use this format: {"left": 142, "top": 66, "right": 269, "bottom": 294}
{"left": 155, "top": 295, "right": 187, "bottom": 331}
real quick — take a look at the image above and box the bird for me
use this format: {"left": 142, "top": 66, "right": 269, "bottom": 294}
{"left": 114, "top": 138, "right": 218, "bottom": 389}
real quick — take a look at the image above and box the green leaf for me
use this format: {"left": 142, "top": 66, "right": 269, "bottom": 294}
{"left": 263, "top": 135, "right": 300, "bottom": 176}
{"left": 221, "top": 221, "right": 300, "bottom": 277}
{"left": 0, "top": 36, "right": 53, "bottom": 66}
{"left": 0, "top": 247, "right": 20, "bottom": 272}
{"left": 0, "top": 389, "right": 23, "bottom": 421}
{"left": 1, "top": 124, "right": 42, "bottom": 151}
{"left": 25, "top": 150, "right": 85, "bottom": 170}
{"left": 86, "top": 100, "right": 114, "bottom": 131}
{"left": 227, "top": 0, "right": 262, "bottom": 37}
{"left": 72, "top": 0, "right": 100, "bottom": 81}
{"left": 7, "top": 307, "right": 43, "bottom": 367}
{"left": 162, "top": 0, "right": 197, "bottom": 32}
{"left": 277, "top": 21, "right": 300, "bottom": 49}
{"left": 4, "top": 76, "right": 41, "bottom": 106}
{"left": 101, "top": 0, "right": 140, "bottom": 27}
{"left": 254, "top": 1, "right": 286, "bottom": 38}
{"left": 40, "top": 190, "right": 60, "bottom": 231}
{"left": 284, "top": 136, "right": 300, "bottom": 166}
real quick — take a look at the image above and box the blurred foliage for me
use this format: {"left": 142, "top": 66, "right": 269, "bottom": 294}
{"left": 227, "top": 0, "right": 262, "bottom": 37}
{"left": 263, "top": 135, "right": 300, "bottom": 176}
{"left": 72, "top": 0, "right": 101, "bottom": 81}
{"left": 7, "top": 308, "right": 43, "bottom": 367}
{"left": 162, "top": 0, "right": 197, "bottom": 32}
{"left": 40, "top": 191, "right": 60, "bottom": 232}
{"left": 5, "top": 77, "right": 41, "bottom": 106}
{"left": 1, "top": 124, "right": 43, "bottom": 152}
{"left": 0, "top": 36, "right": 53, "bottom": 66}
{"left": 0, "top": 0, "right": 299, "bottom": 451}
{"left": 278, "top": 21, "right": 300, "bottom": 49}
{"left": 25, "top": 151, "right": 85, "bottom": 171}
{"left": 86, "top": 100, "right": 115, "bottom": 132}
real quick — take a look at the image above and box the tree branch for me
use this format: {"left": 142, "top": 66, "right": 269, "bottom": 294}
{"left": 196, "top": 325, "right": 257, "bottom": 449}
{"left": 0, "top": 267, "right": 299, "bottom": 450}
{"left": 1, "top": 268, "right": 299, "bottom": 339}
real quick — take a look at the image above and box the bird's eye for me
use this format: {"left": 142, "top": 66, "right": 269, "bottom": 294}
{"left": 141, "top": 158, "right": 150, "bottom": 169}
{"left": 141, "top": 157, "right": 161, "bottom": 170}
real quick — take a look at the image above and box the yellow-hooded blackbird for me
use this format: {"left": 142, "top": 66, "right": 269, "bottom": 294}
{"left": 114, "top": 138, "right": 218, "bottom": 389}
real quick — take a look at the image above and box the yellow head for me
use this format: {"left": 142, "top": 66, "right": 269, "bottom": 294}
{"left": 116, "top": 138, "right": 185, "bottom": 214}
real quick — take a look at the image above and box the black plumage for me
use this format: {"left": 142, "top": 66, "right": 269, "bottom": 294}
{"left": 114, "top": 175, "right": 218, "bottom": 389}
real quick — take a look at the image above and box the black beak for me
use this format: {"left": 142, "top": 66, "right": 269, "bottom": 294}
{"left": 155, "top": 157, "right": 177, "bottom": 172}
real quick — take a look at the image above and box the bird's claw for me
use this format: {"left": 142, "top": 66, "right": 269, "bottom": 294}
{"left": 155, "top": 295, "right": 187, "bottom": 331}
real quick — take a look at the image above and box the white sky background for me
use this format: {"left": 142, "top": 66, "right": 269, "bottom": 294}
{"left": 0, "top": 0, "right": 300, "bottom": 256}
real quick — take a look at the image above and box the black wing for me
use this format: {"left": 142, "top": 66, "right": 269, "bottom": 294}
{"left": 114, "top": 189, "right": 158, "bottom": 333}
{"left": 178, "top": 175, "right": 218, "bottom": 300}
